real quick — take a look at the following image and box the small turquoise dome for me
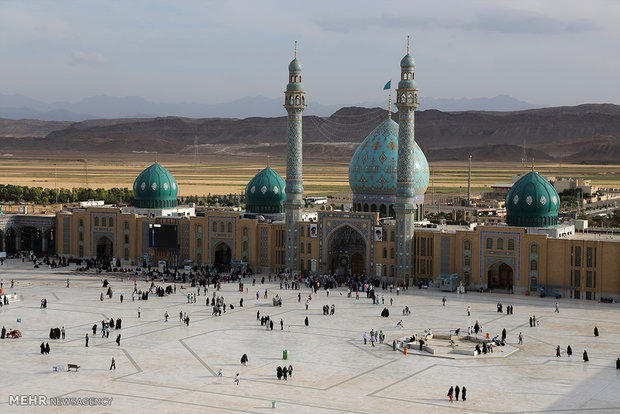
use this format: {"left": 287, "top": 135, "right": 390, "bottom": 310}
{"left": 288, "top": 58, "right": 302, "bottom": 72}
{"left": 349, "top": 119, "right": 429, "bottom": 203}
{"left": 400, "top": 53, "right": 415, "bottom": 69}
{"left": 133, "top": 163, "right": 178, "bottom": 209}
{"left": 245, "top": 167, "right": 286, "bottom": 214}
{"left": 506, "top": 171, "right": 560, "bottom": 227}
{"left": 286, "top": 82, "right": 304, "bottom": 91}
{"left": 398, "top": 79, "right": 416, "bottom": 89}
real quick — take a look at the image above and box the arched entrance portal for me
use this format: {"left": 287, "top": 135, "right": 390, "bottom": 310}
{"left": 96, "top": 236, "right": 113, "bottom": 260}
{"left": 4, "top": 228, "right": 17, "bottom": 253}
{"left": 488, "top": 261, "right": 513, "bottom": 290}
{"left": 213, "top": 242, "right": 231, "bottom": 267}
{"left": 21, "top": 226, "right": 42, "bottom": 253}
{"left": 327, "top": 225, "right": 367, "bottom": 278}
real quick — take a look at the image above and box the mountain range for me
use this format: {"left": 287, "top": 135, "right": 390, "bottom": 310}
{"left": 0, "top": 104, "right": 618, "bottom": 163}
{"left": 0, "top": 93, "right": 543, "bottom": 121}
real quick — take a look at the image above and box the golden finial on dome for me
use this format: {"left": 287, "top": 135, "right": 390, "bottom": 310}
{"left": 388, "top": 93, "right": 392, "bottom": 119}
{"left": 294, "top": 40, "right": 297, "bottom": 59}
{"left": 407, "top": 35, "right": 410, "bottom": 54}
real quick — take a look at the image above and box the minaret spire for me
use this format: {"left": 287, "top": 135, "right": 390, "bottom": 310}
{"left": 407, "top": 35, "right": 410, "bottom": 54}
{"left": 284, "top": 44, "right": 306, "bottom": 274}
{"left": 388, "top": 93, "right": 392, "bottom": 119}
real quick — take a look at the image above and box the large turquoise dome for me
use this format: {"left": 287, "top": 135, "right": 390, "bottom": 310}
{"left": 133, "top": 163, "right": 178, "bottom": 209}
{"left": 506, "top": 171, "right": 559, "bottom": 227}
{"left": 349, "top": 118, "right": 429, "bottom": 215}
{"left": 245, "top": 167, "right": 286, "bottom": 214}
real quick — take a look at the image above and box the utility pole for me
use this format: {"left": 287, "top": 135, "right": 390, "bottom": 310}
{"left": 54, "top": 163, "right": 58, "bottom": 203}
{"left": 467, "top": 154, "right": 472, "bottom": 207}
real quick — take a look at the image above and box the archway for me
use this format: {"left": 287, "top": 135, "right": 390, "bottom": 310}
{"left": 21, "top": 226, "right": 42, "bottom": 253}
{"left": 96, "top": 236, "right": 113, "bottom": 260}
{"left": 327, "top": 225, "right": 367, "bottom": 278}
{"left": 4, "top": 227, "right": 17, "bottom": 253}
{"left": 487, "top": 261, "right": 513, "bottom": 290}
{"left": 214, "top": 242, "right": 231, "bottom": 267}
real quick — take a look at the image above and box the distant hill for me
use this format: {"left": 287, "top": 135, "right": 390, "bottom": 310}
{"left": 0, "top": 93, "right": 543, "bottom": 120}
{"left": 0, "top": 104, "right": 618, "bottom": 162}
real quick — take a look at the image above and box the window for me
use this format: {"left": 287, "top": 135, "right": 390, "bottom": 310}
{"left": 124, "top": 221, "right": 129, "bottom": 230}
{"left": 464, "top": 256, "right": 471, "bottom": 266}
{"left": 94, "top": 217, "right": 99, "bottom": 226}
{"left": 307, "top": 243, "right": 312, "bottom": 254}
{"left": 242, "top": 241, "right": 248, "bottom": 252}
{"left": 390, "top": 248, "right": 395, "bottom": 259}
{"left": 212, "top": 222, "right": 217, "bottom": 232}
{"left": 497, "top": 238, "right": 504, "bottom": 250}
{"left": 391, "top": 231, "right": 395, "bottom": 242}
{"left": 508, "top": 239, "right": 515, "bottom": 251}
{"left": 124, "top": 247, "right": 129, "bottom": 260}
{"left": 300, "top": 226, "right": 305, "bottom": 237}
{"left": 383, "top": 247, "right": 387, "bottom": 259}
{"left": 108, "top": 217, "right": 113, "bottom": 227}
{"left": 486, "top": 238, "right": 493, "bottom": 249}
{"left": 586, "top": 247, "right": 593, "bottom": 267}
{"left": 197, "top": 238, "right": 202, "bottom": 249}
{"left": 308, "top": 259, "right": 312, "bottom": 271}
{"left": 530, "top": 260, "right": 538, "bottom": 271}
{"left": 574, "top": 270, "right": 581, "bottom": 287}
{"left": 242, "top": 227, "right": 248, "bottom": 237}
{"left": 197, "top": 224, "right": 203, "bottom": 234}
{"left": 464, "top": 271, "right": 470, "bottom": 285}
{"left": 575, "top": 246, "right": 582, "bottom": 267}
{"left": 79, "top": 219, "right": 84, "bottom": 227}
{"left": 79, "top": 246, "right": 84, "bottom": 257}
{"left": 464, "top": 240, "right": 471, "bottom": 250}
{"left": 220, "top": 222, "right": 225, "bottom": 233}
{"left": 586, "top": 271, "right": 592, "bottom": 288}
{"left": 530, "top": 244, "right": 538, "bottom": 254}
{"left": 300, "top": 243, "right": 304, "bottom": 253}
{"left": 101, "top": 217, "right": 106, "bottom": 227}
{"left": 124, "top": 235, "right": 129, "bottom": 244}
{"left": 227, "top": 222, "right": 232, "bottom": 233}
{"left": 79, "top": 232, "right": 83, "bottom": 241}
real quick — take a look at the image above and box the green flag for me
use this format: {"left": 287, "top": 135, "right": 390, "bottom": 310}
{"left": 383, "top": 80, "right": 391, "bottom": 90}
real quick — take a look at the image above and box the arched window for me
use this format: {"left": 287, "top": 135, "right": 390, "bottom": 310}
{"left": 307, "top": 242, "right": 312, "bottom": 254}
{"left": 212, "top": 222, "right": 217, "bottom": 232}
{"left": 227, "top": 222, "right": 232, "bottom": 233}
{"left": 530, "top": 244, "right": 538, "bottom": 254}
{"left": 108, "top": 217, "right": 113, "bottom": 227}
{"left": 300, "top": 243, "right": 305, "bottom": 253}
{"left": 124, "top": 221, "right": 129, "bottom": 230}
{"left": 363, "top": 204, "right": 369, "bottom": 212}
{"left": 300, "top": 226, "right": 305, "bottom": 237}
{"left": 243, "top": 227, "right": 248, "bottom": 237}
{"left": 508, "top": 239, "right": 515, "bottom": 251}
{"left": 486, "top": 238, "right": 493, "bottom": 249}
{"left": 497, "top": 238, "right": 504, "bottom": 250}
{"left": 390, "top": 248, "right": 395, "bottom": 259}
{"left": 220, "top": 222, "right": 225, "bottom": 233}
{"left": 391, "top": 231, "right": 395, "bottom": 242}
{"left": 530, "top": 260, "right": 538, "bottom": 271}
{"left": 464, "top": 239, "right": 471, "bottom": 250}
{"left": 94, "top": 217, "right": 99, "bottom": 226}
{"left": 379, "top": 204, "right": 386, "bottom": 217}
{"left": 295, "top": 95, "right": 300, "bottom": 105}
{"left": 383, "top": 247, "right": 387, "bottom": 259}
{"left": 371, "top": 204, "right": 377, "bottom": 212}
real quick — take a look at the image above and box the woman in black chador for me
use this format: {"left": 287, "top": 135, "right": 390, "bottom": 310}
{"left": 583, "top": 350, "right": 589, "bottom": 363}
{"left": 594, "top": 326, "right": 599, "bottom": 337}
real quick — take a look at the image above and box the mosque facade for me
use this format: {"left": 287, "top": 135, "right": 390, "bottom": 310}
{"left": 49, "top": 43, "right": 619, "bottom": 300}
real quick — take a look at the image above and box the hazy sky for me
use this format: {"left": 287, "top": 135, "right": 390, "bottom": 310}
{"left": 1, "top": 0, "right": 619, "bottom": 106}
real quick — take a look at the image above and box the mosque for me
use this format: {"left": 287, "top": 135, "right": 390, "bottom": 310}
{"left": 49, "top": 41, "right": 619, "bottom": 300}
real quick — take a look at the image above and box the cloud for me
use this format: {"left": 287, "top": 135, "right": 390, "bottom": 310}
{"left": 464, "top": 9, "right": 598, "bottom": 34}
{"left": 69, "top": 50, "right": 107, "bottom": 66}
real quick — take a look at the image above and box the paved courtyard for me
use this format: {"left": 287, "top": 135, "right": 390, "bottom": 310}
{"left": 0, "top": 259, "right": 619, "bottom": 413}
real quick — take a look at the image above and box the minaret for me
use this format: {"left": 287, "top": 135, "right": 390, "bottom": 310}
{"left": 284, "top": 41, "right": 306, "bottom": 273}
{"left": 394, "top": 36, "right": 419, "bottom": 285}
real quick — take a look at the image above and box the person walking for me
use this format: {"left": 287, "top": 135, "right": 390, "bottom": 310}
{"left": 363, "top": 332, "right": 368, "bottom": 344}
{"left": 455, "top": 385, "right": 460, "bottom": 401}
{"left": 583, "top": 350, "right": 589, "bottom": 363}
{"left": 280, "top": 319, "right": 284, "bottom": 330}
{"left": 120, "top": 294, "right": 123, "bottom": 303}
{"left": 305, "top": 300, "right": 309, "bottom": 310}
{"left": 447, "top": 386, "right": 454, "bottom": 402}
{"left": 116, "top": 334, "right": 121, "bottom": 346}
{"left": 61, "top": 326, "right": 65, "bottom": 340}
{"left": 467, "top": 305, "right": 471, "bottom": 316}
{"left": 234, "top": 373, "right": 240, "bottom": 385}
{"left": 288, "top": 365, "right": 293, "bottom": 378}
{"left": 442, "top": 296, "right": 447, "bottom": 307}
{"left": 137, "top": 306, "right": 141, "bottom": 318}
{"left": 164, "top": 311, "right": 169, "bottom": 322}
{"left": 85, "top": 333, "right": 89, "bottom": 347}
{"left": 567, "top": 345, "right": 573, "bottom": 357}
{"left": 554, "top": 302, "right": 559, "bottom": 313}
{"left": 556, "top": 345, "right": 561, "bottom": 357}
{"left": 218, "top": 368, "right": 223, "bottom": 377}
{"left": 462, "top": 386, "right": 467, "bottom": 401}
{"left": 304, "top": 316, "right": 309, "bottom": 326}
{"left": 616, "top": 358, "right": 620, "bottom": 370}
{"left": 594, "top": 326, "right": 599, "bottom": 337}
{"left": 370, "top": 334, "right": 375, "bottom": 347}
{"left": 502, "top": 328, "right": 507, "bottom": 341}
{"left": 518, "top": 332, "right": 523, "bottom": 345}
{"left": 529, "top": 316, "right": 533, "bottom": 327}
{"left": 110, "top": 357, "right": 116, "bottom": 370}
